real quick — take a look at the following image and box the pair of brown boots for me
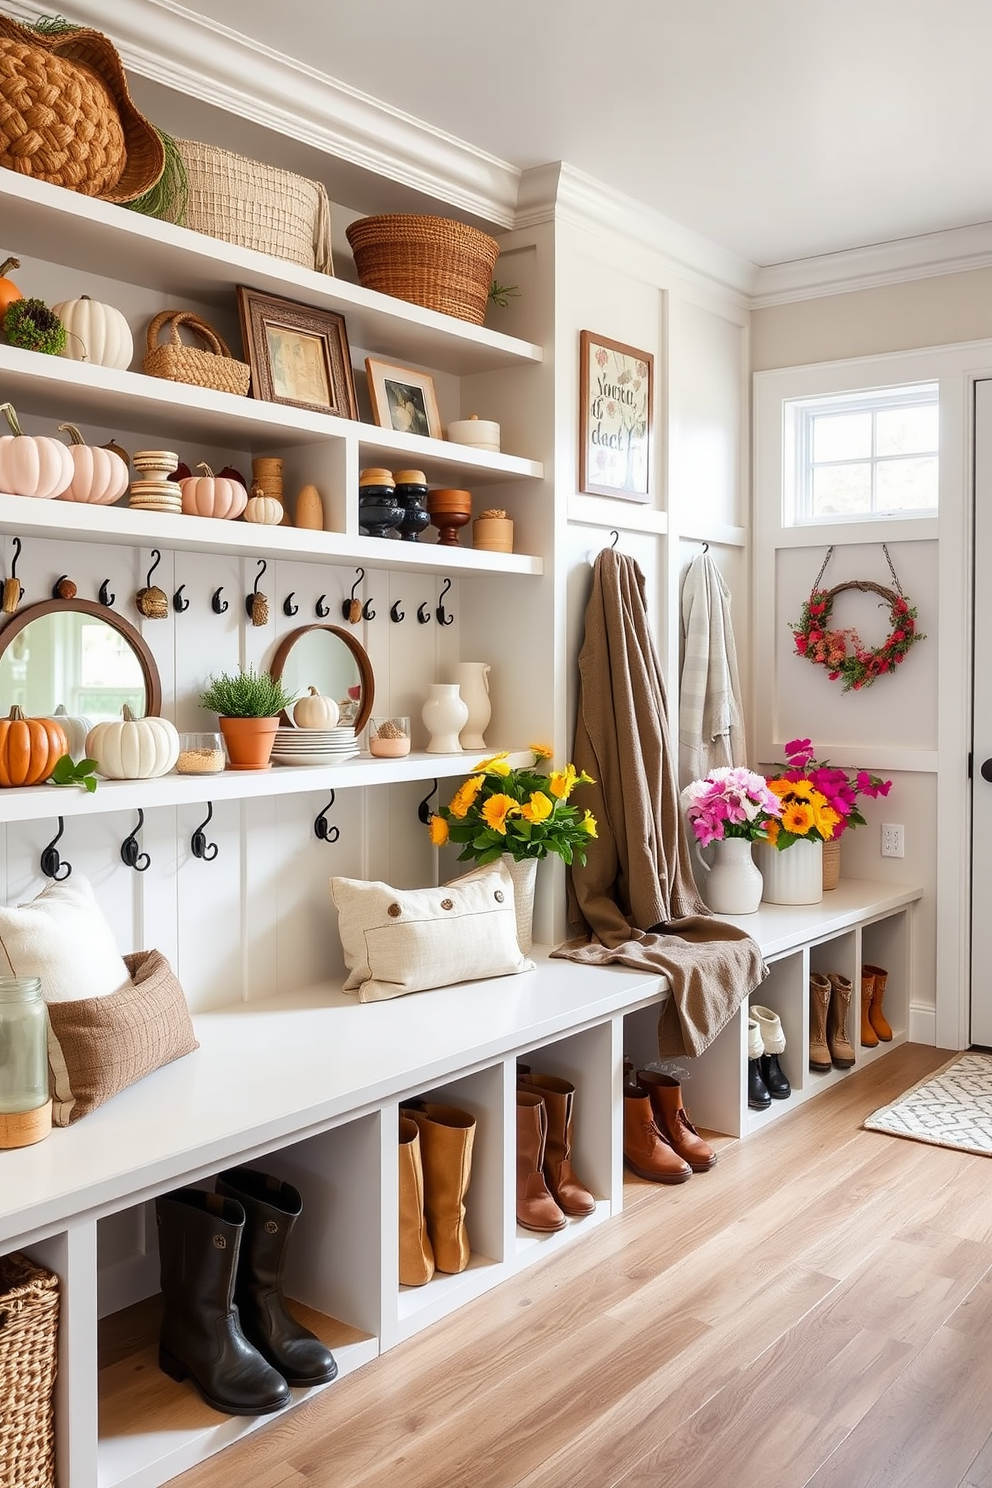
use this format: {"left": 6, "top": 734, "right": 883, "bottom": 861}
{"left": 399, "top": 1102, "right": 475, "bottom": 1287}
{"left": 860, "top": 963, "right": 893, "bottom": 1047}
{"left": 517, "top": 1071, "right": 596, "bottom": 1233}
{"left": 623, "top": 1068, "right": 717, "bottom": 1184}
{"left": 809, "top": 966, "right": 893, "bottom": 1072}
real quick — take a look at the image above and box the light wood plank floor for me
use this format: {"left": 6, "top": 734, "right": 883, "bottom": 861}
{"left": 173, "top": 1043, "right": 992, "bottom": 1488}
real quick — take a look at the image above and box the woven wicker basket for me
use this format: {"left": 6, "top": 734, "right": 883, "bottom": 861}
{"left": 0, "top": 1252, "right": 59, "bottom": 1488}
{"left": 345, "top": 214, "right": 499, "bottom": 325}
{"left": 172, "top": 140, "right": 334, "bottom": 275}
{"left": 144, "top": 311, "right": 251, "bottom": 397}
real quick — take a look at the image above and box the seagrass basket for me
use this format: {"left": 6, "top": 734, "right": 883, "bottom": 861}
{"left": 0, "top": 1251, "right": 60, "bottom": 1488}
{"left": 144, "top": 311, "right": 251, "bottom": 397}
{"left": 345, "top": 214, "right": 499, "bottom": 325}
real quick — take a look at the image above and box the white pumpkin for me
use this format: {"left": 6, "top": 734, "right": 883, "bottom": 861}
{"left": 244, "top": 492, "right": 284, "bottom": 525}
{"left": 55, "top": 423, "right": 130, "bottom": 504}
{"left": 180, "top": 462, "right": 248, "bottom": 520}
{"left": 293, "top": 686, "right": 339, "bottom": 729}
{"left": 51, "top": 295, "right": 134, "bottom": 370}
{"left": 85, "top": 705, "right": 180, "bottom": 780}
{"left": 0, "top": 402, "right": 74, "bottom": 499}
{"left": 46, "top": 704, "right": 93, "bottom": 762}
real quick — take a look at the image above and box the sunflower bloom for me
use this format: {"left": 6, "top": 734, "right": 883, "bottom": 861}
{"left": 520, "top": 790, "right": 553, "bottom": 823}
{"left": 473, "top": 752, "right": 511, "bottom": 776}
{"left": 764, "top": 818, "right": 781, "bottom": 844}
{"left": 481, "top": 794, "right": 519, "bottom": 834}
{"left": 581, "top": 810, "right": 598, "bottom": 838}
{"left": 529, "top": 743, "right": 554, "bottom": 761}
{"left": 549, "top": 765, "right": 578, "bottom": 800}
{"left": 448, "top": 775, "right": 483, "bottom": 818}
{"left": 429, "top": 814, "right": 449, "bottom": 846}
{"left": 814, "top": 803, "right": 841, "bottom": 840}
{"left": 781, "top": 801, "right": 814, "bottom": 836}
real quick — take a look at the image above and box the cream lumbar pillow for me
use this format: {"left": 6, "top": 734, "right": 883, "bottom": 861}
{"left": 0, "top": 875, "right": 132, "bottom": 1002}
{"left": 330, "top": 860, "right": 534, "bottom": 1003}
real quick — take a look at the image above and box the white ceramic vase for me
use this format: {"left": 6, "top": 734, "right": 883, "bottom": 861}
{"left": 454, "top": 662, "right": 491, "bottom": 750}
{"left": 697, "top": 838, "right": 763, "bottom": 914}
{"left": 502, "top": 854, "right": 538, "bottom": 954}
{"left": 755, "top": 838, "right": 823, "bottom": 906}
{"left": 422, "top": 683, "right": 469, "bottom": 754}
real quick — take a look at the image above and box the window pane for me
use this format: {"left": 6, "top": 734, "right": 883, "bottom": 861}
{"left": 812, "top": 463, "right": 872, "bottom": 516}
{"left": 812, "top": 412, "right": 872, "bottom": 462}
{"left": 876, "top": 405, "right": 938, "bottom": 457}
{"left": 876, "top": 456, "right": 938, "bottom": 512}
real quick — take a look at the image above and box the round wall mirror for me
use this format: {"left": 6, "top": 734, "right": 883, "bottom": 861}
{"left": 0, "top": 599, "right": 162, "bottom": 725}
{"left": 269, "top": 624, "right": 374, "bottom": 732}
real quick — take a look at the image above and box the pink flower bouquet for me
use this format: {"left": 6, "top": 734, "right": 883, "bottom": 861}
{"left": 680, "top": 767, "right": 783, "bottom": 848}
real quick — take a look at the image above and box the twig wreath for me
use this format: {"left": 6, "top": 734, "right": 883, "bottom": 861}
{"left": 791, "top": 544, "right": 925, "bottom": 693}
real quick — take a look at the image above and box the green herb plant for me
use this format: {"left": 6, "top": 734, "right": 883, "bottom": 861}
{"left": 199, "top": 666, "right": 297, "bottom": 718}
{"left": 488, "top": 280, "right": 520, "bottom": 308}
{"left": 48, "top": 754, "right": 99, "bottom": 793}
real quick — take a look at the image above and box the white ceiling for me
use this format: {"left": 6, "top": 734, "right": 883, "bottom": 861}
{"left": 180, "top": 0, "right": 992, "bottom": 269}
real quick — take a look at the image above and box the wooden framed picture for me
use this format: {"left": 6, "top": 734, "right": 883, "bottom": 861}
{"left": 578, "top": 330, "right": 653, "bottom": 501}
{"left": 365, "top": 356, "right": 442, "bottom": 440}
{"left": 236, "top": 286, "right": 358, "bottom": 419}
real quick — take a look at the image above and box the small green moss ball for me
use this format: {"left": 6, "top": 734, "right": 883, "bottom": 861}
{"left": 3, "top": 298, "right": 67, "bottom": 355}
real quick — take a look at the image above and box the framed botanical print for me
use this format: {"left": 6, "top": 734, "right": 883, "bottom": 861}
{"left": 578, "top": 330, "right": 653, "bottom": 501}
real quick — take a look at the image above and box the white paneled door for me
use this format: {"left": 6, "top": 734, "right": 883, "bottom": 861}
{"left": 972, "top": 380, "right": 992, "bottom": 1044}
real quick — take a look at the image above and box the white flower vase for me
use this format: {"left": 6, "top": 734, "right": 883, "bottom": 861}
{"left": 754, "top": 838, "right": 823, "bottom": 906}
{"left": 422, "top": 683, "right": 469, "bottom": 753}
{"left": 696, "top": 838, "right": 763, "bottom": 914}
{"left": 502, "top": 854, "right": 538, "bottom": 954}
{"left": 454, "top": 661, "right": 491, "bottom": 750}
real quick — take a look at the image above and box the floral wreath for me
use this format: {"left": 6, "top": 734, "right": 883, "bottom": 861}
{"left": 790, "top": 545, "right": 925, "bottom": 693}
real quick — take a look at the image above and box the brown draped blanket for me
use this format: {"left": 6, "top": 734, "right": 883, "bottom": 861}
{"left": 552, "top": 549, "right": 767, "bottom": 1057}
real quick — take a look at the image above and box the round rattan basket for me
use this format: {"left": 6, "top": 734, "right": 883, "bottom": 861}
{"left": 346, "top": 214, "right": 499, "bottom": 325}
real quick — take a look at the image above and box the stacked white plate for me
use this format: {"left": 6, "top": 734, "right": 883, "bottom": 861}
{"left": 271, "top": 726, "right": 359, "bottom": 766}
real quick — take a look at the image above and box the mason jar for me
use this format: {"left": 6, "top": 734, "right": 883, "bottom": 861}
{"left": 0, "top": 976, "right": 52, "bottom": 1148}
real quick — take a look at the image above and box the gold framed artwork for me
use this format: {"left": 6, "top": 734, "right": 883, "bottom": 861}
{"left": 365, "top": 357, "right": 443, "bottom": 441}
{"left": 578, "top": 330, "right": 653, "bottom": 501}
{"left": 236, "top": 286, "right": 357, "bottom": 419}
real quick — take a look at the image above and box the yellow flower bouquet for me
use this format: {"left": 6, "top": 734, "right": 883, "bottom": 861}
{"left": 429, "top": 747, "right": 598, "bottom": 866}
{"left": 763, "top": 775, "right": 841, "bottom": 849}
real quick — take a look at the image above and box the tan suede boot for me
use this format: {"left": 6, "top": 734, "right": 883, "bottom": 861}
{"left": 516, "top": 1090, "right": 567, "bottom": 1231}
{"left": 407, "top": 1103, "right": 475, "bottom": 1273}
{"left": 826, "top": 974, "right": 856, "bottom": 1068}
{"left": 863, "top": 963, "right": 893, "bottom": 1040}
{"left": 636, "top": 1070, "right": 716, "bottom": 1170}
{"left": 518, "top": 1073, "right": 596, "bottom": 1216}
{"left": 622, "top": 1080, "right": 692, "bottom": 1184}
{"left": 809, "top": 973, "right": 832, "bottom": 1072}
{"left": 860, "top": 969, "right": 879, "bottom": 1048}
{"left": 398, "top": 1116, "right": 434, "bottom": 1286}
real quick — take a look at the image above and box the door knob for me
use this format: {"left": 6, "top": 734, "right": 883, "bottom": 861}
{"left": 982, "top": 759, "right": 992, "bottom": 782}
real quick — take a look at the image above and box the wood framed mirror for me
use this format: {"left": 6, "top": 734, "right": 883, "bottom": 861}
{"left": 0, "top": 598, "right": 163, "bottom": 723}
{"left": 269, "top": 624, "right": 374, "bottom": 732}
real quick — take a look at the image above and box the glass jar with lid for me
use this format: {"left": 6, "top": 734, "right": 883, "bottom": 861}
{"left": 0, "top": 976, "right": 52, "bottom": 1148}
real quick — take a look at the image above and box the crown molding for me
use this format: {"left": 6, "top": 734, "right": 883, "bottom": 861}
{"left": 5, "top": 0, "right": 521, "bottom": 227}
{"left": 752, "top": 220, "right": 992, "bottom": 307}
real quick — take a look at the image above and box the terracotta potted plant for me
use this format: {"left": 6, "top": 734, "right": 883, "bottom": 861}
{"left": 198, "top": 666, "right": 296, "bottom": 770}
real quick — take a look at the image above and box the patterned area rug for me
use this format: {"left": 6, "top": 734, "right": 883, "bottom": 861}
{"left": 864, "top": 1052, "right": 992, "bottom": 1156}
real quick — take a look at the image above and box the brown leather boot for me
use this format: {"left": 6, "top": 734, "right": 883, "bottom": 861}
{"left": 636, "top": 1070, "right": 716, "bottom": 1171}
{"left": 398, "top": 1116, "right": 434, "bottom": 1286}
{"left": 860, "top": 970, "right": 879, "bottom": 1048}
{"left": 623, "top": 1081, "right": 692, "bottom": 1184}
{"left": 826, "top": 974, "right": 856, "bottom": 1068}
{"left": 518, "top": 1073, "right": 596, "bottom": 1215}
{"left": 809, "top": 973, "right": 832, "bottom": 1072}
{"left": 863, "top": 963, "right": 893, "bottom": 1040}
{"left": 406, "top": 1103, "right": 475, "bottom": 1273}
{"left": 516, "top": 1090, "right": 567, "bottom": 1231}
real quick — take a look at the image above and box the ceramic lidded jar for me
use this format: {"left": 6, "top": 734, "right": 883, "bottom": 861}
{"left": 393, "top": 468, "right": 431, "bottom": 542}
{"left": 358, "top": 467, "right": 403, "bottom": 538}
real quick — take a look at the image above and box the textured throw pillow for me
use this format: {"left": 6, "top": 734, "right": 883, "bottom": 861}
{"left": 330, "top": 861, "right": 534, "bottom": 1003}
{"left": 46, "top": 949, "right": 199, "bottom": 1125}
{"left": 0, "top": 875, "right": 132, "bottom": 1002}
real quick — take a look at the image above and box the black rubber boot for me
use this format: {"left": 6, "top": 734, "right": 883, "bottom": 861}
{"left": 216, "top": 1167, "right": 338, "bottom": 1388}
{"left": 155, "top": 1188, "right": 291, "bottom": 1415}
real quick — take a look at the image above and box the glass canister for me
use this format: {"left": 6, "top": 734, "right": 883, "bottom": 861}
{"left": 0, "top": 977, "right": 52, "bottom": 1148}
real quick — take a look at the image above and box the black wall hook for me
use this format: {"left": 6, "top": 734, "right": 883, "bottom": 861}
{"left": 144, "top": 549, "right": 162, "bottom": 589}
{"left": 245, "top": 558, "right": 267, "bottom": 617}
{"left": 98, "top": 578, "right": 116, "bottom": 607}
{"left": 51, "top": 574, "right": 74, "bottom": 600}
{"left": 390, "top": 600, "right": 405, "bottom": 623}
{"left": 609, "top": 530, "right": 619, "bottom": 549}
{"left": 40, "top": 816, "right": 71, "bottom": 881}
{"left": 417, "top": 779, "right": 439, "bottom": 825}
{"left": 342, "top": 567, "right": 365, "bottom": 623}
{"left": 120, "top": 810, "right": 151, "bottom": 872}
{"left": 212, "top": 587, "right": 229, "bottom": 614}
{"left": 190, "top": 802, "right": 219, "bottom": 861}
{"left": 436, "top": 577, "right": 454, "bottom": 626}
{"left": 417, "top": 602, "right": 431, "bottom": 624}
{"left": 173, "top": 584, "right": 190, "bottom": 613}
{"left": 283, "top": 592, "right": 299, "bottom": 617}
{"left": 314, "top": 792, "right": 340, "bottom": 843}
{"left": 362, "top": 596, "right": 375, "bottom": 621}
{"left": 315, "top": 594, "right": 331, "bottom": 618}
{"left": 6, "top": 535, "right": 24, "bottom": 604}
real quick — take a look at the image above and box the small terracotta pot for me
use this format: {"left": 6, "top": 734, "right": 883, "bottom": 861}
{"left": 218, "top": 715, "right": 280, "bottom": 770}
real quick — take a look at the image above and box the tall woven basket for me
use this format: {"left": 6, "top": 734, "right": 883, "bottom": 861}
{"left": 0, "top": 1252, "right": 59, "bottom": 1488}
{"left": 346, "top": 214, "right": 500, "bottom": 325}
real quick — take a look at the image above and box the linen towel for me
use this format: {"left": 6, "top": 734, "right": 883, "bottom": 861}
{"left": 679, "top": 550, "right": 747, "bottom": 787}
{"left": 552, "top": 549, "right": 766, "bottom": 1057}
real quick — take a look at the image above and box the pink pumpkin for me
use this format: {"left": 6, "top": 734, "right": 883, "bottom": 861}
{"left": 55, "top": 423, "right": 130, "bottom": 504}
{"left": 0, "top": 402, "right": 73, "bottom": 499}
{"left": 180, "top": 461, "right": 248, "bottom": 520}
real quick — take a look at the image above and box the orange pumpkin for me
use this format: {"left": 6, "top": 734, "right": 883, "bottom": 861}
{"left": 0, "top": 706, "right": 68, "bottom": 787}
{"left": 0, "top": 257, "right": 23, "bottom": 318}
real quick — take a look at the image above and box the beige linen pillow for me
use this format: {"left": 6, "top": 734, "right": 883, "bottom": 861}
{"left": 46, "top": 948, "right": 199, "bottom": 1125}
{"left": 0, "top": 875, "right": 132, "bottom": 1001}
{"left": 330, "top": 861, "right": 534, "bottom": 1003}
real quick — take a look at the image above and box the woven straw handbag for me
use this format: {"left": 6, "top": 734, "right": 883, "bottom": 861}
{"left": 143, "top": 311, "right": 251, "bottom": 397}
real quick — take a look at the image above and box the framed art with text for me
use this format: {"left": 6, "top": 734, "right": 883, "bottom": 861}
{"left": 578, "top": 330, "right": 653, "bottom": 501}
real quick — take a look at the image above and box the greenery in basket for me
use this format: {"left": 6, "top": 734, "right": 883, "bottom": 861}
{"left": 429, "top": 747, "right": 597, "bottom": 866}
{"left": 3, "top": 298, "right": 66, "bottom": 355}
{"left": 199, "top": 666, "right": 297, "bottom": 719}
